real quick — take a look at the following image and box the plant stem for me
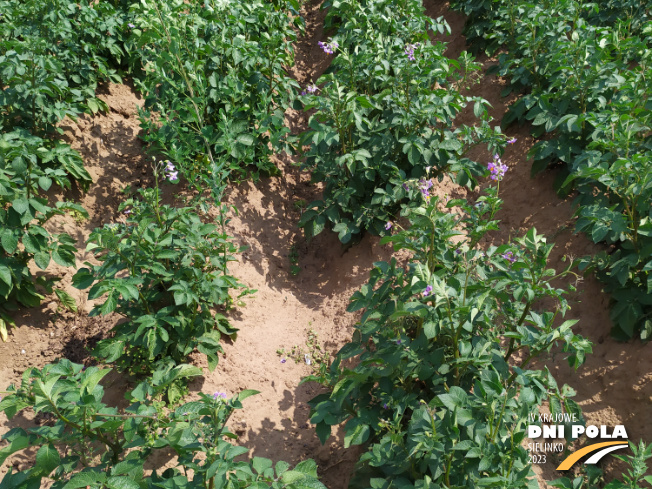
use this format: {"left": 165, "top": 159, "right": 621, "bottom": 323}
{"left": 489, "top": 392, "right": 508, "bottom": 440}
{"left": 47, "top": 396, "right": 123, "bottom": 464}
{"left": 504, "top": 302, "right": 531, "bottom": 361}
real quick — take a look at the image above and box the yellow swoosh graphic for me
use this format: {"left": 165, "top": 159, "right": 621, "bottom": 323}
{"left": 557, "top": 441, "right": 627, "bottom": 470}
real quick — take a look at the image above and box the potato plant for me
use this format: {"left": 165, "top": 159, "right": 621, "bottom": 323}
{"left": 73, "top": 162, "right": 251, "bottom": 376}
{"left": 451, "top": 0, "right": 650, "bottom": 57}
{"left": 0, "top": 0, "right": 132, "bottom": 335}
{"left": 567, "top": 80, "right": 652, "bottom": 340}
{"left": 449, "top": 0, "right": 652, "bottom": 338}
{"left": 298, "top": 0, "right": 507, "bottom": 243}
{"left": 306, "top": 182, "right": 592, "bottom": 488}
{"left": 130, "top": 0, "right": 302, "bottom": 200}
{"left": 0, "top": 130, "right": 89, "bottom": 340}
{"left": 0, "top": 0, "right": 127, "bottom": 129}
{"left": 0, "top": 359, "right": 326, "bottom": 489}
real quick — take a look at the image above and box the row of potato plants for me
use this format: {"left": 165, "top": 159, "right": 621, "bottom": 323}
{"left": 448, "top": 0, "right": 652, "bottom": 339}
{"left": 295, "top": 1, "right": 652, "bottom": 486}
{"left": 0, "top": 360, "right": 325, "bottom": 489}
{"left": 305, "top": 181, "right": 652, "bottom": 488}
{"left": 128, "top": 0, "right": 303, "bottom": 198}
{"left": 0, "top": 0, "right": 298, "bottom": 340}
{"left": 74, "top": 0, "right": 312, "bottom": 377}
{"left": 53, "top": 0, "right": 303, "bottom": 378}
{"left": 1, "top": 1, "right": 328, "bottom": 488}
{"left": 1, "top": 2, "right": 647, "bottom": 489}
{"left": 296, "top": 0, "right": 508, "bottom": 243}
{"left": 304, "top": 174, "right": 592, "bottom": 487}
{"left": 0, "top": 0, "right": 300, "bottom": 372}
{"left": 64, "top": 0, "right": 302, "bottom": 383}
{"left": 0, "top": 0, "right": 131, "bottom": 339}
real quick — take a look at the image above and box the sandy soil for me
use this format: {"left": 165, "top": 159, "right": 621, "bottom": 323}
{"left": 1, "top": 0, "right": 650, "bottom": 487}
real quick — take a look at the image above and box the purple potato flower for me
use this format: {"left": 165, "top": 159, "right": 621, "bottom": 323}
{"left": 301, "top": 83, "right": 319, "bottom": 96}
{"left": 128, "top": 23, "right": 135, "bottom": 28}
{"left": 404, "top": 42, "right": 420, "bottom": 61}
{"left": 318, "top": 39, "right": 339, "bottom": 55}
{"left": 422, "top": 285, "right": 433, "bottom": 297}
{"left": 507, "top": 137, "right": 517, "bottom": 144}
{"left": 213, "top": 392, "right": 227, "bottom": 400}
{"left": 487, "top": 154, "right": 508, "bottom": 181}
{"left": 163, "top": 160, "right": 179, "bottom": 182}
{"left": 385, "top": 221, "right": 393, "bottom": 230}
{"left": 419, "top": 179, "right": 434, "bottom": 200}
{"left": 281, "top": 358, "right": 287, "bottom": 364}
{"left": 501, "top": 251, "right": 517, "bottom": 263}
